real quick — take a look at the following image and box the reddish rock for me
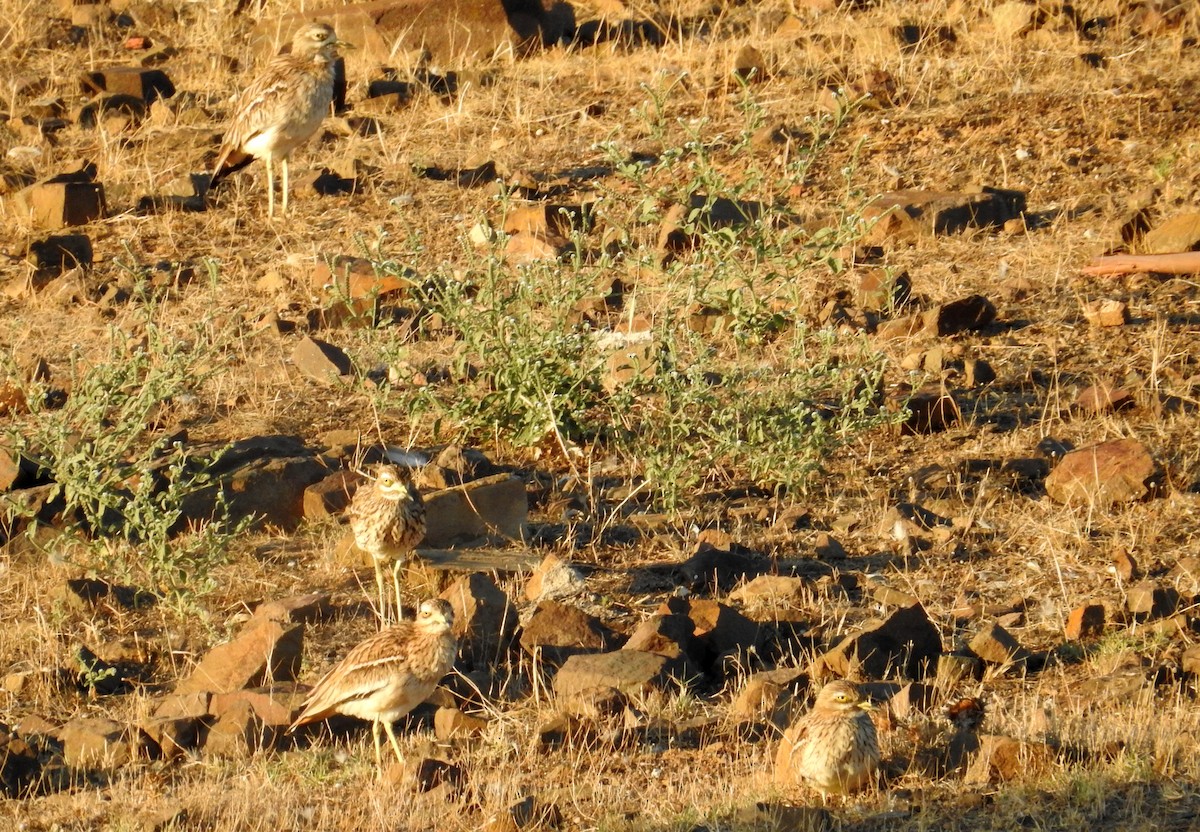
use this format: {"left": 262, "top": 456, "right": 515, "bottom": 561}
{"left": 251, "top": 593, "right": 333, "bottom": 625}
{"left": 1126, "top": 581, "right": 1178, "bottom": 619}
{"left": 180, "top": 434, "right": 331, "bottom": 530}
{"left": 152, "top": 691, "right": 211, "bottom": 720}
{"left": 175, "top": 618, "right": 304, "bottom": 696}
{"left": 12, "top": 169, "right": 107, "bottom": 229}
{"left": 730, "top": 575, "right": 809, "bottom": 611}
{"left": 923, "top": 295, "right": 997, "bottom": 336}
{"left": 389, "top": 756, "right": 467, "bottom": 794}
{"left": 204, "top": 698, "right": 273, "bottom": 758}
{"left": 864, "top": 187, "right": 1025, "bottom": 241}
{"left": 886, "top": 681, "right": 935, "bottom": 719}
{"left": 503, "top": 203, "right": 591, "bottom": 238}
{"left": 729, "top": 666, "right": 807, "bottom": 723}
{"left": 1081, "top": 299, "right": 1128, "bottom": 327}
{"left": 731, "top": 44, "right": 768, "bottom": 80}
{"left": 26, "top": 233, "right": 93, "bottom": 277}
{"left": 1044, "top": 438, "right": 1161, "bottom": 507}
{"left": 0, "top": 725, "right": 41, "bottom": 796}
{"left": 1142, "top": 212, "right": 1200, "bottom": 254}
{"left": 874, "top": 314, "right": 924, "bottom": 340}
{"left": 441, "top": 573, "right": 517, "bottom": 671}
{"left": 1182, "top": 645, "right": 1200, "bottom": 677}
{"left": 486, "top": 796, "right": 562, "bottom": 832}
{"left": 302, "top": 470, "right": 358, "bottom": 519}
{"left": 964, "top": 734, "right": 1055, "bottom": 783}
{"left": 968, "top": 622, "right": 1028, "bottom": 668}
{"left": 519, "top": 600, "right": 618, "bottom": 666}
{"left": 856, "top": 268, "right": 911, "bottom": 312}
{"left": 433, "top": 706, "right": 488, "bottom": 740}
{"left": 894, "top": 384, "right": 960, "bottom": 434}
{"left": 257, "top": 0, "right": 572, "bottom": 65}
{"left": 1070, "top": 600, "right": 1104, "bottom": 638}
{"left": 1073, "top": 384, "right": 1134, "bottom": 415}
{"left": 312, "top": 254, "right": 415, "bottom": 303}
{"left": 660, "top": 597, "right": 762, "bottom": 665}
{"left": 291, "top": 336, "right": 354, "bottom": 385}
{"left": 622, "top": 613, "right": 702, "bottom": 677}
{"left": 524, "top": 553, "right": 585, "bottom": 602}
{"left": 1064, "top": 604, "right": 1105, "bottom": 639}
{"left": 814, "top": 603, "right": 942, "bottom": 681}
{"left": 935, "top": 654, "right": 981, "bottom": 688}
{"left": 209, "top": 685, "right": 309, "bottom": 727}
{"left": 140, "top": 715, "right": 201, "bottom": 759}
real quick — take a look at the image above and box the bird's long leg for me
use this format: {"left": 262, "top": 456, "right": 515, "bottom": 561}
{"left": 281, "top": 155, "right": 290, "bottom": 215}
{"left": 372, "top": 719, "right": 383, "bottom": 777}
{"left": 383, "top": 719, "right": 405, "bottom": 766}
{"left": 373, "top": 560, "right": 389, "bottom": 625}
{"left": 265, "top": 154, "right": 275, "bottom": 218}
{"left": 391, "top": 559, "right": 406, "bottom": 622}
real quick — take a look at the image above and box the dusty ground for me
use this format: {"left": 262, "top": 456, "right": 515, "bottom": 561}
{"left": 2, "top": 0, "right": 1200, "bottom": 829}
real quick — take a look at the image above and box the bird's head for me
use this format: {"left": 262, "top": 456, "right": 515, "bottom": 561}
{"left": 373, "top": 464, "right": 417, "bottom": 501}
{"left": 291, "top": 22, "right": 351, "bottom": 60}
{"left": 815, "top": 680, "right": 874, "bottom": 713}
{"left": 416, "top": 599, "right": 455, "bottom": 633}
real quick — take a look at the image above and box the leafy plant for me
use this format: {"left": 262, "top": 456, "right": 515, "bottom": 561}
{"left": 4, "top": 300, "right": 247, "bottom": 599}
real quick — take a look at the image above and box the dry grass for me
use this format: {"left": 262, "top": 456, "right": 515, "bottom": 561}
{"left": 2, "top": 0, "right": 1200, "bottom": 829}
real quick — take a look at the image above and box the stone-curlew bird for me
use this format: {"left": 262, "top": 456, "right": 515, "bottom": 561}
{"left": 347, "top": 463, "right": 427, "bottom": 624}
{"left": 288, "top": 599, "right": 458, "bottom": 776}
{"left": 209, "top": 22, "right": 346, "bottom": 217}
{"left": 774, "top": 680, "right": 880, "bottom": 800}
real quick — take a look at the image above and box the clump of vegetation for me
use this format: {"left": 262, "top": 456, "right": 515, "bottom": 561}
{"left": 3, "top": 295, "right": 247, "bottom": 601}
{"left": 372, "top": 97, "right": 894, "bottom": 509}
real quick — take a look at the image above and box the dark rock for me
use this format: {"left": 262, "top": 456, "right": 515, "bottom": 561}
{"left": 813, "top": 603, "right": 941, "bottom": 681}
{"left": 59, "top": 717, "right": 156, "bottom": 769}
{"left": 924, "top": 295, "right": 997, "bottom": 335}
{"left": 80, "top": 66, "right": 174, "bottom": 103}
{"left": 519, "top": 600, "right": 618, "bottom": 666}
{"left": 554, "top": 650, "right": 679, "bottom": 708}
{"left": 425, "top": 473, "right": 528, "bottom": 546}
{"left": 440, "top": 573, "right": 517, "bottom": 671}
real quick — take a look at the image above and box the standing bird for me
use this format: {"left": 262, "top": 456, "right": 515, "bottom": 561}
{"left": 288, "top": 599, "right": 458, "bottom": 775}
{"left": 773, "top": 680, "right": 880, "bottom": 801}
{"left": 348, "top": 463, "right": 426, "bottom": 623}
{"left": 209, "top": 22, "right": 345, "bottom": 218}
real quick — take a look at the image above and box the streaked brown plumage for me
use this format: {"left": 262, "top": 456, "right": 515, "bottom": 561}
{"left": 288, "top": 598, "right": 457, "bottom": 774}
{"left": 209, "top": 22, "right": 344, "bottom": 217}
{"left": 348, "top": 463, "right": 426, "bottom": 623}
{"left": 774, "top": 680, "right": 880, "bottom": 800}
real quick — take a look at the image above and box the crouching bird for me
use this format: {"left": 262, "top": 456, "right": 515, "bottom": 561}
{"left": 288, "top": 598, "right": 458, "bottom": 776}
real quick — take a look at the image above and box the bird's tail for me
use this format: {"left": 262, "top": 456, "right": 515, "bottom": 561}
{"left": 208, "top": 147, "right": 255, "bottom": 191}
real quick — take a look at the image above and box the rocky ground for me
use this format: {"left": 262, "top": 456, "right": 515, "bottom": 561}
{"left": 2, "top": 0, "right": 1200, "bottom": 830}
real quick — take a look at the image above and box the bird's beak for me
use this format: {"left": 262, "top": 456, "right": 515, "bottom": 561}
{"left": 336, "top": 39, "right": 357, "bottom": 50}
{"left": 858, "top": 700, "right": 876, "bottom": 712}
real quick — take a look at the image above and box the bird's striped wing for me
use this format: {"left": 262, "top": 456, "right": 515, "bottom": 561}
{"left": 210, "top": 55, "right": 305, "bottom": 184}
{"left": 288, "top": 623, "right": 419, "bottom": 729}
